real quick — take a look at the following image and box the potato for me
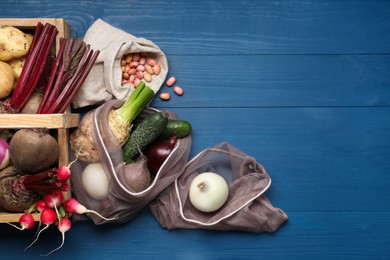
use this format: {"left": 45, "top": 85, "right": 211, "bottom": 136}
{"left": 7, "top": 56, "right": 25, "bottom": 80}
{"left": 0, "top": 61, "right": 15, "bottom": 99}
{"left": 0, "top": 26, "right": 30, "bottom": 61}
{"left": 25, "top": 33, "right": 34, "bottom": 46}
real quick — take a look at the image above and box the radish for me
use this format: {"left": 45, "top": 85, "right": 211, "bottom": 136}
{"left": 57, "top": 166, "right": 71, "bottom": 182}
{"left": 41, "top": 217, "right": 71, "bottom": 256}
{"left": 35, "top": 199, "right": 46, "bottom": 212}
{"left": 6, "top": 213, "right": 35, "bottom": 231}
{"left": 56, "top": 154, "right": 78, "bottom": 182}
{"left": 43, "top": 191, "right": 64, "bottom": 210}
{"left": 25, "top": 208, "right": 57, "bottom": 251}
{"left": 64, "top": 198, "right": 117, "bottom": 221}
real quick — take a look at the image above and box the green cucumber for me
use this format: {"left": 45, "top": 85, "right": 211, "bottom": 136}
{"left": 122, "top": 112, "right": 168, "bottom": 164}
{"left": 161, "top": 119, "right": 192, "bottom": 139}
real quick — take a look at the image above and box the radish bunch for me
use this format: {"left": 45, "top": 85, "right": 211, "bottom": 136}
{"left": 5, "top": 164, "right": 117, "bottom": 256}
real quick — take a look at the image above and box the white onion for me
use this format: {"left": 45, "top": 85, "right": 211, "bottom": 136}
{"left": 82, "top": 162, "right": 109, "bottom": 200}
{"left": 188, "top": 172, "right": 229, "bottom": 213}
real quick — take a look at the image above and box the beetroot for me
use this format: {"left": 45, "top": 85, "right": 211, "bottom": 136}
{"left": 9, "top": 128, "right": 59, "bottom": 174}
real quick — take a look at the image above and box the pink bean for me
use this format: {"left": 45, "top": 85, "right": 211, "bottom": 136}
{"left": 128, "top": 68, "right": 137, "bottom": 75}
{"left": 125, "top": 54, "right": 133, "bottom": 63}
{"left": 132, "top": 53, "right": 140, "bottom": 61}
{"left": 136, "top": 65, "right": 145, "bottom": 72}
{"left": 139, "top": 57, "right": 146, "bottom": 65}
{"left": 153, "top": 64, "right": 161, "bottom": 75}
{"left": 129, "top": 61, "right": 139, "bottom": 68}
{"left": 159, "top": 92, "right": 170, "bottom": 101}
{"left": 129, "top": 74, "right": 135, "bottom": 83}
{"left": 136, "top": 71, "right": 144, "bottom": 79}
{"left": 166, "top": 76, "right": 176, "bottom": 87}
{"left": 173, "top": 86, "right": 184, "bottom": 96}
{"left": 147, "top": 57, "right": 157, "bottom": 66}
{"left": 134, "top": 78, "right": 141, "bottom": 87}
{"left": 145, "top": 65, "right": 154, "bottom": 75}
{"left": 144, "top": 73, "right": 152, "bottom": 82}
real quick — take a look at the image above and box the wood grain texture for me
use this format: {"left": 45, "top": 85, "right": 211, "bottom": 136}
{"left": 1, "top": 1, "right": 389, "bottom": 54}
{"left": 0, "top": 0, "right": 389, "bottom": 259}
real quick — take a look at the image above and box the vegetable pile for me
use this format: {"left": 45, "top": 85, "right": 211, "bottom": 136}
{"left": 71, "top": 81, "right": 192, "bottom": 193}
{"left": 0, "top": 21, "right": 106, "bottom": 254}
{"left": 1, "top": 20, "right": 195, "bottom": 255}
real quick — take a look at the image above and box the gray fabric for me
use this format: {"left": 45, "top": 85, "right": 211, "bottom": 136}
{"left": 72, "top": 19, "right": 168, "bottom": 108}
{"left": 150, "top": 142, "right": 288, "bottom": 232}
{"left": 69, "top": 100, "right": 191, "bottom": 224}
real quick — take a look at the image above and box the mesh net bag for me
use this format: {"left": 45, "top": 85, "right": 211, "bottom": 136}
{"left": 150, "top": 142, "right": 287, "bottom": 232}
{"left": 69, "top": 99, "right": 192, "bottom": 224}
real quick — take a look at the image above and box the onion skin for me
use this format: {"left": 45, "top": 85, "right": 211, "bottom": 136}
{"left": 189, "top": 172, "right": 229, "bottom": 213}
{"left": 144, "top": 134, "right": 177, "bottom": 177}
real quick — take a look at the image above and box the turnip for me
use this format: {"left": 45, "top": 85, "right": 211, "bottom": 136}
{"left": 41, "top": 217, "right": 71, "bottom": 256}
{"left": 70, "top": 81, "right": 155, "bottom": 162}
{"left": 64, "top": 198, "right": 117, "bottom": 221}
{"left": 9, "top": 128, "right": 59, "bottom": 174}
{"left": 25, "top": 208, "right": 57, "bottom": 251}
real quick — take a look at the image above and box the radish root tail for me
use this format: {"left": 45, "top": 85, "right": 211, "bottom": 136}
{"left": 5, "top": 222, "right": 24, "bottom": 231}
{"left": 86, "top": 209, "right": 118, "bottom": 221}
{"left": 25, "top": 225, "right": 49, "bottom": 251}
{"left": 40, "top": 232, "right": 65, "bottom": 256}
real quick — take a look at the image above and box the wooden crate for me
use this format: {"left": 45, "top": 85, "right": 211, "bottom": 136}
{"left": 0, "top": 18, "right": 70, "bottom": 54}
{"left": 0, "top": 114, "right": 80, "bottom": 223}
{"left": 0, "top": 18, "right": 76, "bottom": 223}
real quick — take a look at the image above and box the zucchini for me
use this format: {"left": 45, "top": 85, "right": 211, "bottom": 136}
{"left": 123, "top": 112, "right": 168, "bottom": 164}
{"left": 161, "top": 119, "right": 192, "bottom": 139}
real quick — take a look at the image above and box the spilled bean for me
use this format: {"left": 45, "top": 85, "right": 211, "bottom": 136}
{"left": 173, "top": 86, "right": 184, "bottom": 96}
{"left": 159, "top": 92, "right": 170, "bottom": 101}
{"left": 166, "top": 76, "right": 176, "bottom": 87}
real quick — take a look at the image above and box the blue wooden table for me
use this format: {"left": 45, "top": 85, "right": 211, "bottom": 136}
{"left": 1, "top": 0, "right": 389, "bottom": 259}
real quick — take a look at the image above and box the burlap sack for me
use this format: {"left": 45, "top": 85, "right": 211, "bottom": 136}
{"left": 72, "top": 19, "right": 168, "bottom": 108}
{"left": 150, "top": 142, "right": 287, "bottom": 232}
{"left": 69, "top": 100, "right": 191, "bottom": 224}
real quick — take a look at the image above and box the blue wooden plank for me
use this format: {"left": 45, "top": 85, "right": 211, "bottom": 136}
{"left": 165, "top": 107, "right": 390, "bottom": 212}
{"left": 150, "top": 54, "right": 390, "bottom": 108}
{"left": 1, "top": 1, "right": 389, "bottom": 54}
{"left": 0, "top": 0, "right": 389, "bottom": 259}
{"left": 1, "top": 211, "right": 389, "bottom": 259}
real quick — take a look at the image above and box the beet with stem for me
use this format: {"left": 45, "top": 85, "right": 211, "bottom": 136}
{"left": 0, "top": 166, "right": 69, "bottom": 213}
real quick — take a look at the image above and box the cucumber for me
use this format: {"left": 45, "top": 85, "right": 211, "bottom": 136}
{"left": 161, "top": 119, "right": 192, "bottom": 139}
{"left": 122, "top": 112, "right": 168, "bottom": 164}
